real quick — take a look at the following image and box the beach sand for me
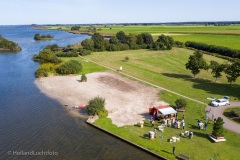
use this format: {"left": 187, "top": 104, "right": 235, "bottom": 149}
{"left": 35, "top": 71, "right": 167, "bottom": 126}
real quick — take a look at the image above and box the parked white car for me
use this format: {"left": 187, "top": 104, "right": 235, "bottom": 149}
{"left": 210, "top": 99, "right": 230, "bottom": 107}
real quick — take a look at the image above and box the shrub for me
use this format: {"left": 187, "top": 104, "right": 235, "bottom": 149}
{"left": 56, "top": 52, "right": 78, "bottom": 57}
{"left": 86, "top": 96, "right": 108, "bottom": 116}
{"left": 231, "top": 108, "right": 240, "bottom": 117}
{"left": 56, "top": 60, "right": 82, "bottom": 75}
{"left": 175, "top": 98, "right": 187, "bottom": 108}
{"left": 35, "top": 68, "right": 48, "bottom": 78}
{"left": 78, "top": 49, "right": 92, "bottom": 56}
{"left": 125, "top": 56, "right": 129, "bottom": 61}
{"left": 81, "top": 74, "right": 87, "bottom": 82}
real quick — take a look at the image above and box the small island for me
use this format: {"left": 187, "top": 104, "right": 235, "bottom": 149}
{"left": 0, "top": 35, "right": 21, "bottom": 52}
{"left": 34, "top": 33, "right": 54, "bottom": 40}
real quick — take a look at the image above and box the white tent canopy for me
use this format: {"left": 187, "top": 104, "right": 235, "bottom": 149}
{"left": 158, "top": 107, "right": 177, "bottom": 115}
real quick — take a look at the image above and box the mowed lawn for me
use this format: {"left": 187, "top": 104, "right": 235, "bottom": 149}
{"left": 94, "top": 91, "right": 240, "bottom": 160}
{"left": 85, "top": 48, "right": 240, "bottom": 103}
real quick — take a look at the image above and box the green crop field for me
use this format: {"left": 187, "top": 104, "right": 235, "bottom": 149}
{"left": 172, "top": 34, "right": 240, "bottom": 50}
{"left": 85, "top": 48, "right": 240, "bottom": 103}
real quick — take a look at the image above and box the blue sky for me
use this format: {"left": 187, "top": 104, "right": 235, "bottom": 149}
{"left": 1, "top": 0, "right": 239, "bottom": 25}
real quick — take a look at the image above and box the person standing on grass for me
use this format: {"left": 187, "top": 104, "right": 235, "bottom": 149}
{"left": 172, "top": 146, "right": 176, "bottom": 155}
{"left": 182, "top": 121, "right": 185, "bottom": 130}
{"left": 182, "top": 114, "right": 185, "bottom": 120}
{"left": 151, "top": 120, "right": 155, "bottom": 127}
{"left": 204, "top": 121, "right": 208, "bottom": 131}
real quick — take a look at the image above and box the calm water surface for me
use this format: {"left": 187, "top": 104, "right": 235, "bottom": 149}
{"left": 0, "top": 26, "right": 158, "bottom": 160}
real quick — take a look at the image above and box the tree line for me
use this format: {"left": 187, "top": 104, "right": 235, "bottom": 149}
{"left": 185, "top": 41, "right": 240, "bottom": 59}
{"left": 81, "top": 31, "right": 174, "bottom": 52}
{"left": 186, "top": 51, "right": 240, "bottom": 84}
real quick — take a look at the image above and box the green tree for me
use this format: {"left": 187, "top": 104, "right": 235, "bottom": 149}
{"left": 34, "top": 33, "right": 41, "bottom": 40}
{"left": 109, "top": 37, "right": 119, "bottom": 45}
{"left": 175, "top": 99, "right": 187, "bottom": 108}
{"left": 81, "top": 38, "right": 94, "bottom": 51}
{"left": 209, "top": 61, "right": 225, "bottom": 82}
{"left": 136, "top": 34, "right": 144, "bottom": 45}
{"left": 116, "top": 31, "right": 127, "bottom": 44}
{"left": 155, "top": 34, "right": 174, "bottom": 50}
{"left": 91, "top": 33, "right": 105, "bottom": 51}
{"left": 212, "top": 117, "right": 225, "bottom": 137}
{"left": 86, "top": 96, "right": 107, "bottom": 116}
{"left": 185, "top": 51, "right": 208, "bottom": 77}
{"left": 127, "top": 33, "right": 137, "bottom": 45}
{"left": 141, "top": 33, "right": 153, "bottom": 46}
{"left": 224, "top": 60, "right": 240, "bottom": 84}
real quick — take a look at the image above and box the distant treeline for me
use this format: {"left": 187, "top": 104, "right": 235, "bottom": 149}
{"left": 34, "top": 33, "right": 54, "bottom": 40}
{"left": 185, "top": 41, "right": 240, "bottom": 59}
{"left": 0, "top": 35, "right": 21, "bottom": 51}
{"left": 81, "top": 31, "right": 174, "bottom": 52}
{"left": 41, "top": 21, "right": 240, "bottom": 27}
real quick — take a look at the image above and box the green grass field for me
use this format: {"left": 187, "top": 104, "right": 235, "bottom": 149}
{"left": 172, "top": 34, "right": 240, "bottom": 50}
{"left": 55, "top": 47, "right": 240, "bottom": 159}
{"left": 46, "top": 25, "right": 240, "bottom": 50}
{"left": 94, "top": 91, "right": 240, "bottom": 160}
{"left": 85, "top": 48, "right": 240, "bottom": 103}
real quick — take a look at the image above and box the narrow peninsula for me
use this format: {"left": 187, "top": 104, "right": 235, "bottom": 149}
{"left": 0, "top": 35, "right": 21, "bottom": 52}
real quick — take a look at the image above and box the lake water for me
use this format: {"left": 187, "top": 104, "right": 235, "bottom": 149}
{"left": 0, "top": 26, "right": 158, "bottom": 160}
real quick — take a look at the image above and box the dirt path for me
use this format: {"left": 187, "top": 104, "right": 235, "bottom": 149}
{"left": 206, "top": 102, "right": 240, "bottom": 134}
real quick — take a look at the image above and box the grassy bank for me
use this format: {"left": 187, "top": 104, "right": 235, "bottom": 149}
{"left": 85, "top": 48, "right": 240, "bottom": 103}
{"left": 93, "top": 90, "right": 240, "bottom": 159}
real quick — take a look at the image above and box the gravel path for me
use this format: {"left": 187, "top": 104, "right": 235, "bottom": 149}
{"left": 206, "top": 102, "right": 240, "bottom": 134}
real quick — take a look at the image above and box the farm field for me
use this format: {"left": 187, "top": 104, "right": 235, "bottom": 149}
{"left": 45, "top": 25, "right": 240, "bottom": 49}
{"left": 84, "top": 48, "right": 240, "bottom": 103}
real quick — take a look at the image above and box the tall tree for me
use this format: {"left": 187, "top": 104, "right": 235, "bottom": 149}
{"left": 224, "top": 60, "right": 240, "bottom": 84}
{"left": 109, "top": 36, "right": 119, "bottom": 45}
{"left": 212, "top": 117, "right": 225, "bottom": 137}
{"left": 185, "top": 51, "right": 208, "bottom": 77}
{"left": 209, "top": 60, "right": 225, "bottom": 82}
{"left": 116, "top": 31, "right": 127, "bottom": 44}
{"left": 91, "top": 33, "right": 105, "bottom": 51}
{"left": 81, "top": 38, "right": 94, "bottom": 51}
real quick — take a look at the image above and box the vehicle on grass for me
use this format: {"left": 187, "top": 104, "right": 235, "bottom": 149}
{"left": 210, "top": 99, "right": 230, "bottom": 107}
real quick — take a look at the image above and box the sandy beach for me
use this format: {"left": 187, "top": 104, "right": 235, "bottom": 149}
{"left": 35, "top": 71, "right": 167, "bottom": 126}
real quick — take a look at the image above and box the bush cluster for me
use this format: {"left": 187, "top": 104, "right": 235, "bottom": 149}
{"left": 78, "top": 48, "right": 92, "bottom": 56}
{"left": 56, "top": 52, "right": 79, "bottom": 57}
{"left": 34, "top": 33, "right": 53, "bottom": 40}
{"left": 86, "top": 96, "right": 108, "bottom": 117}
{"left": 56, "top": 60, "right": 82, "bottom": 75}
